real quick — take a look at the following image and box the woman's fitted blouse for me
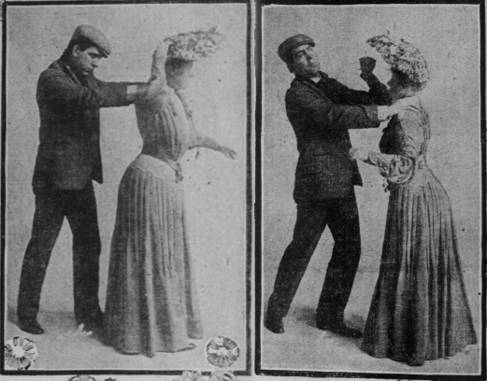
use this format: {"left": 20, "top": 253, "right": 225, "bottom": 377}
{"left": 134, "top": 86, "right": 198, "bottom": 179}
{"left": 135, "top": 86, "right": 196, "bottom": 160}
{"left": 365, "top": 96, "right": 430, "bottom": 185}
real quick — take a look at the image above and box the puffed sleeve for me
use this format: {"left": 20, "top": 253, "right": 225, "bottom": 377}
{"left": 364, "top": 108, "right": 424, "bottom": 185}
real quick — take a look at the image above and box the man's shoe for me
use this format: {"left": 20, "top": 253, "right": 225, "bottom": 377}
{"left": 316, "top": 320, "right": 362, "bottom": 338}
{"left": 78, "top": 319, "right": 103, "bottom": 332}
{"left": 77, "top": 310, "right": 104, "bottom": 331}
{"left": 264, "top": 314, "right": 284, "bottom": 334}
{"left": 18, "top": 319, "right": 44, "bottom": 335}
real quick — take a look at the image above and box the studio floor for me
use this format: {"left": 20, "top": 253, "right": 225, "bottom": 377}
{"left": 5, "top": 307, "right": 247, "bottom": 372}
{"left": 260, "top": 267, "right": 480, "bottom": 375}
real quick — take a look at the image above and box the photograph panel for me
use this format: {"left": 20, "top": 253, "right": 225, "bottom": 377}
{"left": 260, "top": 3, "right": 482, "bottom": 375}
{"left": 3, "top": 1, "right": 250, "bottom": 372}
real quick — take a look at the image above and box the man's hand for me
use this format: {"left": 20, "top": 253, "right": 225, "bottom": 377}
{"left": 389, "top": 96, "right": 417, "bottom": 117}
{"left": 349, "top": 147, "right": 369, "bottom": 162}
{"left": 377, "top": 97, "right": 417, "bottom": 121}
{"left": 359, "top": 56, "right": 376, "bottom": 80}
{"left": 145, "top": 76, "right": 165, "bottom": 99}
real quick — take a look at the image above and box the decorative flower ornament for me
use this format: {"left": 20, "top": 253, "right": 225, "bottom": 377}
{"left": 173, "top": 370, "right": 238, "bottom": 381}
{"left": 367, "top": 31, "right": 431, "bottom": 86}
{"left": 172, "top": 336, "right": 239, "bottom": 381}
{"left": 209, "top": 370, "right": 239, "bottom": 381}
{"left": 173, "top": 370, "right": 204, "bottom": 381}
{"left": 67, "top": 377, "right": 115, "bottom": 381}
{"left": 205, "top": 336, "right": 240, "bottom": 368}
{"left": 68, "top": 376, "right": 97, "bottom": 381}
{"left": 164, "top": 27, "right": 224, "bottom": 61}
{"left": 4, "top": 336, "right": 38, "bottom": 370}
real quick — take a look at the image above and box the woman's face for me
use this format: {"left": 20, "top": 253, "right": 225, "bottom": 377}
{"left": 387, "top": 70, "right": 401, "bottom": 95}
{"left": 169, "top": 63, "right": 194, "bottom": 90}
{"left": 387, "top": 69, "right": 421, "bottom": 99}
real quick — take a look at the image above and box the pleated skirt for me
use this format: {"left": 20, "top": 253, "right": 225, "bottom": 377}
{"left": 104, "top": 154, "right": 203, "bottom": 356}
{"left": 361, "top": 167, "right": 477, "bottom": 366}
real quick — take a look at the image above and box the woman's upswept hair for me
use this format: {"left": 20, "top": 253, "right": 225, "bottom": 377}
{"left": 392, "top": 68, "right": 427, "bottom": 92}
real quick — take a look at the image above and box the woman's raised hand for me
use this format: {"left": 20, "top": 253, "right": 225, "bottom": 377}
{"left": 150, "top": 41, "right": 171, "bottom": 80}
{"left": 143, "top": 41, "right": 171, "bottom": 100}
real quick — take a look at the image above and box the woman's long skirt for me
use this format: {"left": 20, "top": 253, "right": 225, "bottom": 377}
{"left": 361, "top": 167, "right": 477, "bottom": 366}
{"left": 104, "top": 154, "right": 203, "bottom": 356}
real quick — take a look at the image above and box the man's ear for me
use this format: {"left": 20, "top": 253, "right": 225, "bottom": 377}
{"left": 72, "top": 44, "right": 81, "bottom": 58}
{"left": 287, "top": 63, "right": 294, "bottom": 73}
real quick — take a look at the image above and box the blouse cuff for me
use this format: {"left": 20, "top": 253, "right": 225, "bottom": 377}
{"left": 365, "top": 151, "right": 390, "bottom": 169}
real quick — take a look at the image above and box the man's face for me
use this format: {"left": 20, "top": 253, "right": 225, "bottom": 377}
{"left": 290, "top": 44, "right": 320, "bottom": 78}
{"left": 72, "top": 45, "right": 103, "bottom": 76}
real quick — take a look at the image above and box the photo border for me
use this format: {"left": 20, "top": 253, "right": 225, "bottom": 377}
{"left": 254, "top": 0, "right": 486, "bottom": 379}
{"left": 0, "top": 0, "right": 253, "bottom": 376}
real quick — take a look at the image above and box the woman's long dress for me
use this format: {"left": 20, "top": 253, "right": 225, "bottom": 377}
{"left": 104, "top": 87, "right": 203, "bottom": 356}
{"left": 361, "top": 97, "right": 477, "bottom": 366}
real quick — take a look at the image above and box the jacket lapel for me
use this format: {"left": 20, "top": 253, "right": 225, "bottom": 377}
{"left": 56, "top": 60, "right": 82, "bottom": 86}
{"left": 302, "top": 80, "right": 327, "bottom": 98}
{"left": 296, "top": 73, "right": 329, "bottom": 99}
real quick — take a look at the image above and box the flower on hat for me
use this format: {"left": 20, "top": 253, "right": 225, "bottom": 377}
{"left": 173, "top": 370, "right": 203, "bottom": 381}
{"left": 164, "top": 27, "right": 224, "bottom": 61}
{"left": 68, "top": 376, "right": 97, "bottom": 381}
{"left": 367, "top": 32, "right": 431, "bottom": 86}
{"left": 209, "top": 370, "right": 239, "bottom": 381}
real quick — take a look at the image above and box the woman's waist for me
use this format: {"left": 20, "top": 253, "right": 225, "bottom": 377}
{"left": 141, "top": 143, "right": 183, "bottom": 160}
{"left": 415, "top": 155, "right": 428, "bottom": 169}
{"left": 388, "top": 164, "right": 445, "bottom": 192}
{"left": 130, "top": 154, "right": 183, "bottom": 181}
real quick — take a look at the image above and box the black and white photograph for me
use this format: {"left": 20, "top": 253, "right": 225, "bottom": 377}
{"left": 3, "top": 1, "right": 250, "bottom": 374}
{"left": 1, "top": 1, "right": 486, "bottom": 381}
{"left": 259, "top": 2, "right": 483, "bottom": 376}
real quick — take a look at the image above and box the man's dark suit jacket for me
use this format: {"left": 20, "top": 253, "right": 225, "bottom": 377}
{"left": 285, "top": 72, "right": 391, "bottom": 202}
{"left": 32, "top": 58, "right": 133, "bottom": 192}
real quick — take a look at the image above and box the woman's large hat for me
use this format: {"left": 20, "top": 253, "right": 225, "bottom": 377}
{"left": 163, "top": 26, "right": 223, "bottom": 61}
{"left": 367, "top": 32, "right": 431, "bottom": 86}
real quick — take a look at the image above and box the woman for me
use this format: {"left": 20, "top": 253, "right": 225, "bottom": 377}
{"left": 351, "top": 34, "right": 477, "bottom": 366}
{"left": 104, "top": 30, "right": 236, "bottom": 357}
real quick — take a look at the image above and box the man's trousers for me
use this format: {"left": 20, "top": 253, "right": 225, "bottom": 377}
{"left": 267, "top": 191, "right": 362, "bottom": 325}
{"left": 17, "top": 182, "right": 103, "bottom": 324}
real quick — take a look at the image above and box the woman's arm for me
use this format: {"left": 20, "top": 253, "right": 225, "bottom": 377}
{"left": 349, "top": 107, "right": 423, "bottom": 185}
{"left": 350, "top": 148, "right": 415, "bottom": 185}
{"left": 188, "top": 129, "right": 236, "bottom": 159}
{"left": 128, "top": 42, "right": 170, "bottom": 103}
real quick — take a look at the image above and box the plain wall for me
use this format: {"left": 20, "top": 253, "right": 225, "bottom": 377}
{"left": 262, "top": 3, "right": 481, "bottom": 337}
{"left": 6, "top": 3, "right": 249, "bottom": 349}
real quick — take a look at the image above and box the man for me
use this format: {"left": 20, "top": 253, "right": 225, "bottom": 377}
{"left": 17, "top": 25, "right": 162, "bottom": 335}
{"left": 265, "top": 34, "right": 402, "bottom": 337}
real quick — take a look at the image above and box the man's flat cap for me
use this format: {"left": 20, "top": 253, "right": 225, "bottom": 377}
{"left": 278, "top": 34, "right": 315, "bottom": 64}
{"left": 70, "top": 25, "right": 111, "bottom": 57}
